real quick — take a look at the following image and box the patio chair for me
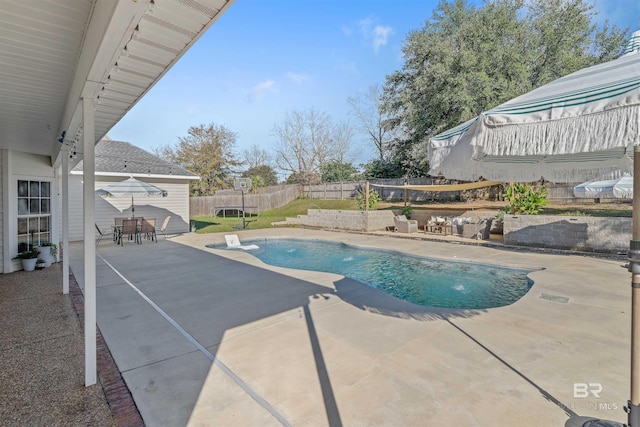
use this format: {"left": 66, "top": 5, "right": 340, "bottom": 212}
{"left": 394, "top": 215, "right": 418, "bottom": 233}
{"left": 119, "top": 219, "right": 141, "bottom": 245}
{"left": 141, "top": 218, "right": 157, "bottom": 242}
{"left": 95, "top": 224, "right": 115, "bottom": 246}
{"left": 159, "top": 216, "right": 171, "bottom": 239}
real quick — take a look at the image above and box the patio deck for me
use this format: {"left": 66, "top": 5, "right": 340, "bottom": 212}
{"left": 76, "top": 229, "right": 630, "bottom": 426}
{"left": 1, "top": 228, "right": 631, "bottom": 426}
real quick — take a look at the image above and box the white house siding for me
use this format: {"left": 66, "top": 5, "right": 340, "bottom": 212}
{"left": 68, "top": 175, "right": 191, "bottom": 242}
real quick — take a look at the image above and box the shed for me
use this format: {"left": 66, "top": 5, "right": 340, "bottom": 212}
{"left": 69, "top": 138, "right": 198, "bottom": 241}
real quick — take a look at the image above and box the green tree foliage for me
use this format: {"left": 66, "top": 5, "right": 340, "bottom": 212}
{"left": 381, "top": 0, "right": 628, "bottom": 177}
{"left": 360, "top": 159, "right": 405, "bottom": 179}
{"left": 285, "top": 172, "right": 311, "bottom": 185}
{"left": 157, "top": 123, "right": 241, "bottom": 196}
{"left": 320, "top": 160, "right": 359, "bottom": 182}
{"left": 504, "top": 183, "right": 549, "bottom": 214}
{"left": 242, "top": 165, "right": 278, "bottom": 186}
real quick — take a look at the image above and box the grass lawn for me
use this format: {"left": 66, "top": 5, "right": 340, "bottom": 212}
{"left": 190, "top": 198, "right": 633, "bottom": 233}
{"left": 191, "top": 199, "right": 359, "bottom": 233}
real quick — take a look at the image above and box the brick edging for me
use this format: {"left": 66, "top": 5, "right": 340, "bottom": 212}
{"left": 69, "top": 272, "right": 145, "bottom": 427}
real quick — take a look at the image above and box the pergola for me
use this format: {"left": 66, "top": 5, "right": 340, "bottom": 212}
{"left": 0, "top": 0, "right": 234, "bottom": 385}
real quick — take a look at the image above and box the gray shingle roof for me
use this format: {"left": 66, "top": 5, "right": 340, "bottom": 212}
{"left": 72, "top": 139, "right": 197, "bottom": 178}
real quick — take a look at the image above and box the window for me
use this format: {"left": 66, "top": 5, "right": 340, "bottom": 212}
{"left": 17, "top": 180, "right": 51, "bottom": 252}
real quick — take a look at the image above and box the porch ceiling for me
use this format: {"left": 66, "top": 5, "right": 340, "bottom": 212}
{"left": 0, "top": 0, "right": 234, "bottom": 165}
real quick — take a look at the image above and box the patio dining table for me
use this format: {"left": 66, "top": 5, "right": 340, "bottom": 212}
{"left": 114, "top": 217, "right": 157, "bottom": 244}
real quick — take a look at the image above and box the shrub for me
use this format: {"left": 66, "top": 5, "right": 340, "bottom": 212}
{"left": 356, "top": 189, "right": 380, "bottom": 211}
{"left": 504, "top": 183, "right": 548, "bottom": 215}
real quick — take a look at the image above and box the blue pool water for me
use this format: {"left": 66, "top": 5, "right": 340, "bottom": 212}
{"left": 209, "top": 239, "right": 533, "bottom": 309}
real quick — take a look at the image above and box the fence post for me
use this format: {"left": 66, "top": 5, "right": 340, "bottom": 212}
{"left": 324, "top": 183, "right": 327, "bottom": 200}
{"left": 340, "top": 182, "right": 344, "bottom": 200}
{"left": 365, "top": 181, "right": 370, "bottom": 212}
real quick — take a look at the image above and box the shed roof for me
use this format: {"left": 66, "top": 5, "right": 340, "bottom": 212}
{"left": 72, "top": 139, "right": 198, "bottom": 179}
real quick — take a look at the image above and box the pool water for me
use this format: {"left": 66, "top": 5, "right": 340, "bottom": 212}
{"left": 210, "top": 238, "right": 533, "bottom": 310}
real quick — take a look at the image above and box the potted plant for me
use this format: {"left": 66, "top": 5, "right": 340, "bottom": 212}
{"left": 14, "top": 249, "right": 39, "bottom": 271}
{"left": 402, "top": 204, "right": 413, "bottom": 219}
{"left": 35, "top": 259, "right": 46, "bottom": 270}
{"left": 36, "top": 242, "right": 57, "bottom": 267}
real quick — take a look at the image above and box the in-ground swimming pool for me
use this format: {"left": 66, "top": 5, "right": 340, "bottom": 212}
{"left": 208, "top": 238, "right": 533, "bottom": 310}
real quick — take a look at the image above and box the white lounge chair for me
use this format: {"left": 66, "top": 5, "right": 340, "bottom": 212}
{"left": 224, "top": 234, "right": 259, "bottom": 250}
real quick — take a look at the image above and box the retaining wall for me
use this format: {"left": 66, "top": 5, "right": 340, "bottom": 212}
{"left": 277, "top": 209, "right": 396, "bottom": 232}
{"left": 504, "top": 215, "right": 631, "bottom": 253}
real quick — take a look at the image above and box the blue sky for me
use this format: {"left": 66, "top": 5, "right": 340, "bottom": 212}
{"left": 108, "top": 0, "right": 640, "bottom": 169}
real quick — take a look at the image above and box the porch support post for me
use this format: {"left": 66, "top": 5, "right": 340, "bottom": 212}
{"left": 628, "top": 145, "right": 640, "bottom": 426}
{"left": 82, "top": 97, "right": 97, "bottom": 386}
{"left": 62, "top": 148, "right": 69, "bottom": 294}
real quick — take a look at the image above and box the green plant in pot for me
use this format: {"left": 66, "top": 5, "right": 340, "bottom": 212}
{"left": 402, "top": 204, "right": 413, "bottom": 219}
{"left": 36, "top": 242, "right": 57, "bottom": 267}
{"left": 36, "top": 258, "right": 46, "bottom": 270}
{"left": 14, "top": 249, "right": 39, "bottom": 271}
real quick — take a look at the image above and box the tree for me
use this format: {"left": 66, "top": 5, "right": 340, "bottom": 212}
{"left": 525, "top": 0, "right": 627, "bottom": 88}
{"left": 156, "top": 123, "right": 240, "bottom": 196}
{"left": 360, "top": 159, "right": 405, "bottom": 179}
{"left": 381, "top": 0, "right": 627, "bottom": 177}
{"left": 242, "top": 144, "right": 271, "bottom": 169}
{"left": 242, "top": 164, "right": 278, "bottom": 186}
{"left": 320, "top": 160, "right": 359, "bottom": 182}
{"left": 331, "top": 120, "right": 356, "bottom": 165}
{"left": 347, "top": 84, "right": 397, "bottom": 161}
{"left": 272, "top": 108, "right": 354, "bottom": 184}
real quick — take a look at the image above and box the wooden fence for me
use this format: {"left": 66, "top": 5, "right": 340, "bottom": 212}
{"left": 190, "top": 180, "right": 588, "bottom": 217}
{"left": 302, "top": 179, "right": 460, "bottom": 202}
{"left": 190, "top": 184, "right": 302, "bottom": 217}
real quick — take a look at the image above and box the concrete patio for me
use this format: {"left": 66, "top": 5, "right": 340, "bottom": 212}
{"left": 62, "top": 229, "right": 630, "bottom": 426}
{"left": 0, "top": 264, "right": 114, "bottom": 426}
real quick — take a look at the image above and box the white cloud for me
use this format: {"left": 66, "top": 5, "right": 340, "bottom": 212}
{"left": 252, "top": 80, "right": 277, "bottom": 101}
{"left": 287, "top": 72, "right": 310, "bottom": 85}
{"left": 373, "top": 25, "right": 393, "bottom": 52}
{"left": 356, "top": 17, "right": 394, "bottom": 52}
{"left": 358, "top": 18, "right": 373, "bottom": 37}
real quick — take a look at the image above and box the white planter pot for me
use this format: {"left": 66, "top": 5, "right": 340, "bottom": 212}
{"left": 21, "top": 258, "right": 37, "bottom": 272}
{"left": 36, "top": 246, "right": 54, "bottom": 267}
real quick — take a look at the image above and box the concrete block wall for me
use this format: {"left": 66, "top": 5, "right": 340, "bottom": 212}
{"left": 275, "top": 209, "right": 395, "bottom": 232}
{"left": 504, "top": 215, "right": 631, "bottom": 253}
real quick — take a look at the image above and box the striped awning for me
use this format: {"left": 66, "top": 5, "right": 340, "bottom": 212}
{"left": 428, "top": 30, "right": 640, "bottom": 183}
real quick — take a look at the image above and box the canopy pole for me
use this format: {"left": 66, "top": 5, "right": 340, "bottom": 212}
{"left": 628, "top": 145, "right": 640, "bottom": 427}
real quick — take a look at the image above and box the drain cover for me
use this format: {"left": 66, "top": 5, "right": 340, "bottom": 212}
{"left": 539, "top": 293, "right": 569, "bottom": 304}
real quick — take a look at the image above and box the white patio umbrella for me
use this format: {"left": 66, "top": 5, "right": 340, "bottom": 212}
{"left": 429, "top": 30, "right": 640, "bottom": 427}
{"left": 574, "top": 173, "right": 634, "bottom": 199}
{"left": 96, "top": 176, "right": 167, "bottom": 217}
